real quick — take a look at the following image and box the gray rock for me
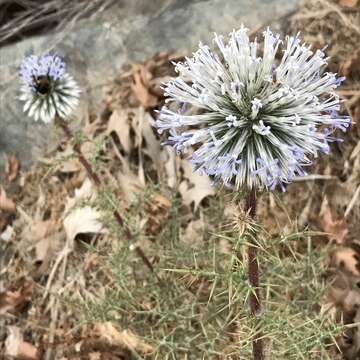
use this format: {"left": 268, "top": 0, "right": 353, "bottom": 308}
{"left": 0, "top": 0, "right": 298, "bottom": 171}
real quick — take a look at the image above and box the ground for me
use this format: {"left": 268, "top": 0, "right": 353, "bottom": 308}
{"left": 0, "top": 0, "right": 360, "bottom": 359}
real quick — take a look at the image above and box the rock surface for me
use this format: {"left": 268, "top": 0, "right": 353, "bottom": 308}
{"left": 0, "top": 0, "right": 298, "bottom": 171}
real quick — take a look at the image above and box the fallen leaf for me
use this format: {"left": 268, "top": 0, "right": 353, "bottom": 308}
{"left": 144, "top": 193, "right": 171, "bottom": 235}
{"left": 107, "top": 109, "right": 132, "bottom": 154}
{"left": 1, "top": 225, "right": 14, "bottom": 242}
{"left": 55, "top": 146, "right": 80, "bottom": 173}
{"left": 83, "top": 253, "right": 100, "bottom": 271}
{"left": 164, "top": 148, "right": 179, "bottom": 188}
{"left": 30, "top": 219, "right": 64, "bottom": 272}
{"left": 319, "top": 196, "right": 348, "bottom": 244}
{"left": 131, "top": 64, "right": 159, "bottom": 108}
{"left": 339, "top": 51, "right": 360, "bottom": 77}
{"left": 179, "top": 161, "right": 215, "bottom": 210}
{"left": 333, "top": 247, "right": 360, "bottom": 276}
{"left": 5, "top": 155, "right": 20, "bottom": 182}
{"left": 140, "top": 111, "right": 162, "bottom": 168}
{"left": 89, "top": 353, "right": 101, "bottom": 360}
{"left": 183, "top": 219, "right": 205, "bottom": 243}
{"left": 63, "top": 179, "right": 105, "bottom": 246}
{"left": 338, "top": 0, "right": 358, "bottom": 7}
{"left": 94, "top": 322, "right": 153, "bottom": 354}
{"left": 0, "top": 280, "right": 33, "bottom": 314}
{"left": 117, "top": 165, "right": 144, "bottom": 203}
{"left": 55, "top": 140, "right": 101, "bottom": 174}
{"left": 5, "top": 326, "right": 39, "bottom": 360}
{"left": 0, "top": 186, "right": 16, "bottom": 213}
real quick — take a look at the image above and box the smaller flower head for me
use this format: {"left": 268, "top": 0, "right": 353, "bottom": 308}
{"left": 19, "top": 53, "right": 80, "bottom": 123}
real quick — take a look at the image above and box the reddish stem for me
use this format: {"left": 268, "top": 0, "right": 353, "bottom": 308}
{"left": 55, "top": 116, "right": 156, "bottom": 275}
{"left": 245, "top": 188, "right": 263, "bottom": 360}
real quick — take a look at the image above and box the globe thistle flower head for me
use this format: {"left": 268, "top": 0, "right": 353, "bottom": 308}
{"left": 19, "top": 53, "right": 80, "bottom": 123}
{"left": 156, "top": 25, "right": 351, "bottom": 191}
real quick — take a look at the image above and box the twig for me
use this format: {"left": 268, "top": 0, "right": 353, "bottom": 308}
{"left": 244, "top": 188, "right": 263, "bottom": 360}
{"left": 54, "top": 115, "right": 157, "bottom": 277}
{"left": 345, "top": 184, "right": 360, "bottom": 218}
{"left": 44, "top": 247, "right": 69, "bottom": 360}
{"left": 42, "top": 245, "right": 71, "bottom": 302}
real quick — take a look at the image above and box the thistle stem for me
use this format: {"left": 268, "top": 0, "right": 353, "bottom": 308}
{"left": 244, "top": 187, "right": 263, "bottom": 360}
{"left": 55, "top": 115, "right": 156, "bottom": 276}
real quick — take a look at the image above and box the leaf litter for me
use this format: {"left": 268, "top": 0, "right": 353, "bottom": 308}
{"left": 0, "top": 2, "right": 360, "bottom": 357}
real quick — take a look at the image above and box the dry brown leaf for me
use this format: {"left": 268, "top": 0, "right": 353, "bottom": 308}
{"left": 55, "top": 140, "right": 100, "bottom": 173}
{"left": 333, "top": 247, "right": 360, "bottom": 276}
{"left": 319, "top": 196, "right": 348, "bottom": 244}
{"left": 144, "top": 193, "right": 171, "bottom": 235}
{"left": 164, "top": 148, "right": 179, "bottom": 188}
{"left": 31, "top": 219, "right": 56, "bottom": 240}
{"left": 63, "top": 179, "right": 105, "bottom": 245}
{"left": 5, "top": 326, "right": 39, "bottom": 360}
{"left": 1, "top": 225, "right": 14, "bottom": 242}
{"left": 89, "top": 353, "right": 101, "bottom": 360}
{"left": 141, "top": 112, "right": 162, "bottom": 167}
{"left": 94, "top": 322, "right": 153, "bottom": 354}
{"left": 183, "top": 219, "right": 205, "bottom": 243}
{"left": 179, "top": 161, "right": 215, "bottom": 210}
{"left": 340, "top": 50, "right": 360, "bottom": 78}
{"left": 0, "top": 185, "right": 16, "bottom": 213}
{"left": 107, "top": 109, "right": 132, "bottom": 154}
{"left": 0, "top": 281, "right": 33, "bottom": 315}
{"left": 117, "top": 165, "right": 144, "bottom": 203}
{"left": 5, "top": 154, "right": 20, "bottom": 182}
{"left": 83, "top": 253, "right": 100, "bottom": 271}
{"left": 343, "top": 289, "right": 360, "bottom": 312}
{"left": 338, "top": 0, "right": 358, "bottom": 7}
{"left": 131, "top": 64, "right": 159, "bottom": 108}
{"left": 30, "top": 219, "right": 64, "bottom": 272}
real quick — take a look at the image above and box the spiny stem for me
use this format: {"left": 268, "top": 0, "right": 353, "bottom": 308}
{"left": 244, "top": 187, "right": 263, "bottom": 360}
{"left": 55, "top": 115, "right": 157, "bottom": 277}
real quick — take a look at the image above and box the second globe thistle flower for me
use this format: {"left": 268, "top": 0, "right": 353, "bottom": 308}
{"left": 156, "top": 25, "right": 350, "bottom": 191}
{"left": 19, "top": 53, "right": 80, "bottom": 123}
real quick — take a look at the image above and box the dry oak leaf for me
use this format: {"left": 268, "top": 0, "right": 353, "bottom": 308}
{"left": 0, "top": 281, "right": 33, "bottom": 314}
{"left": 338, "top": 0, "right": 358, "bottom": 7}
{"left": 94, "top": 322, "right": 153, "bottom": 354}
{"left": 183, "top": 219, "right": 205, "bottom": 244}
{"left": 30, "top": 219, "right": 64, "bottom": 272}
{"left": 131, "top": 63, "right": 159, "bottom": 108}
{"left": 5, "top": 154, "right": 20, "bottom": 182}
{"left": 144, "top": 193, "right": 171, "bottom": 235}
{"left": 107, "top": 109, "right": 132, "bottom": 154}
{"left": 319, "top": 196, "right": 348, "bottom": 244}
{"left": 63, "top": 179, "right": 105, "bottom": 245}
{"left": 140, "top": 112, "right": 163, "bottom": 167}
{"left": 179, "top": 160, "right": 215, "bottom": 210}
{"left": 83, "top": 252, "right": 100, "bottom": 271}
{"left": 55, "top": 140, "right": 100, "bottom": 173}
{"left": 5, "top": 326, "right": 39, "bottom": 360}
{"left": 1, "top": 225, "right": 14, "bottom": 242}
{"left": 0, "top": 185, "right": 16, "bottom": 213}
{"left": 333, "top": 247, "right": 360, "bottom": 277}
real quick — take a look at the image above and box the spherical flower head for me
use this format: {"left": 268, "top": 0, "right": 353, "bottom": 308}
{"left": 19, "top": 53, "right": 80, "bottom": 123}
{"left": 156, "top": 25, "right": 351, "bottom": 191}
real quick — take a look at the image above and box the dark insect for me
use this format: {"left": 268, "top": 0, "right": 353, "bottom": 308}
{"left": 33, "top": 75, "right": 52, "bottom": 95}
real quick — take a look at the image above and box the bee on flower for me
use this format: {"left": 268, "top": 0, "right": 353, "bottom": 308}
{"left": 156, "top": 25, "right": 350, "bottom": 191}
{"left": 19, "top": 53, "right": 80, "bottom": 123}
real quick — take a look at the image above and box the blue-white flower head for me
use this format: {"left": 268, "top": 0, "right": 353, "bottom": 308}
{"left": 19, "top": 53, "right": 80, "bottom": 123}
{"left": 156, "top": 25, "right": 351, "bottom": 191}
